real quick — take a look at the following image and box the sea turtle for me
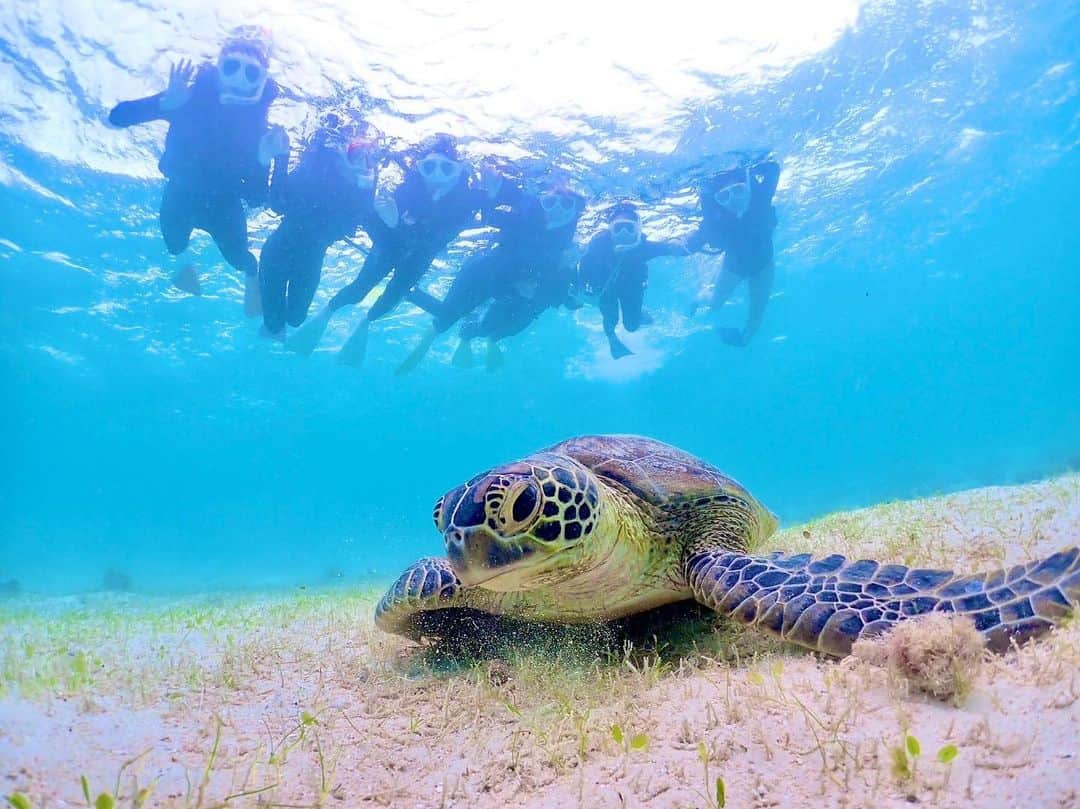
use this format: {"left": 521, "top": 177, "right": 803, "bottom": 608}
{"left": 375, "top": 435, "right": 1079, "bottom": 656}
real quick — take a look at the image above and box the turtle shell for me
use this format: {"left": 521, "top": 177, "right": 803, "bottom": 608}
{"left": 542, "top": 435, "right": 753, "bottom": 507}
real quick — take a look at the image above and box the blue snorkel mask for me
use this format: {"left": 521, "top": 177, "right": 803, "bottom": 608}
{"left": 217, "top": 27, "right": 271, "bottom": 105}
{"left": 605, "top": 202, "right": 642, "bottom": 250}
{"left": 712, "top": 168, "right": 751, "bottom": 218}
{"left": 539, "top": 191, "right": 580, "bottom": 230}
{"left": 610, "top": 219, "right": 641, "bottom": 251}
{"left": 417, "top": 153, "right": 464, "bottom": 197}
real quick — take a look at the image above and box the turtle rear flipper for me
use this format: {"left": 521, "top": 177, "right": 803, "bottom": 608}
{"left": 686, "top": 547, "right": 1080, "bottom": 657}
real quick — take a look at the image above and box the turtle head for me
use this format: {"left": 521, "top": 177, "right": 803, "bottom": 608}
{"left": 434, "top": 458, "right": 602, "bottom": 591}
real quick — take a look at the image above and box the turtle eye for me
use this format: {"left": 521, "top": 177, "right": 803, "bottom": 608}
{"left": 496, "top": 481, "right": 540, "bottom": 534}
{"left": 511, "top": 483, "right": 538, "bottom": 523}
{"left": 432, "top": 496, "right": 446, "bottom": 532}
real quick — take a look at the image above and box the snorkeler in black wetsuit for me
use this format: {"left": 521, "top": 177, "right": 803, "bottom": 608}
{"left": 577, "top": 202, "right": 689, "bottom": 359}
{"left": 397, "top": 178, "right": 584, "bottom": 372}
{"left": 686, "top": 159, "right": 780, "bottom": 346}
{"left": 258, "top": 117, "right": 393, "bottom": 339}
{"left": 287, "top": 134, "right": 502, "bottom": 365}
{"left": 455, "top": 247, "right": 581, "bottom": 370}
{"left": 107, "top": 26, "right": 285, "bottom": 316}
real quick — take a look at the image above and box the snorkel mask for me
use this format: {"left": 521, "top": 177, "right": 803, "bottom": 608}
{"left": 712, "top": 168, "right": 751, "bottom": 218}
{"left": 323, "top": 121, "right": 380, "bottom": 189}
{"left": 217, "top": 26, "right": 271, "bottom": 105}
{"left": 607, "top": 203, "right": 642, "bottom": 251}
{"left": 417, "top": 152, "right": 464, "bottom": 198}
{"left": 610, "top": 218, "right": 642, "bottom": 251}
{"left": 539, "top": 190, "right": 580, "bottom": 230}
{"left": 412, "top": 135, "right": 462, "bottom": 199}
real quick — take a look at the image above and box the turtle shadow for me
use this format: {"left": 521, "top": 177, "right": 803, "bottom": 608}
{"left": 397, "top": 601, "right": 780, "bottom": 676}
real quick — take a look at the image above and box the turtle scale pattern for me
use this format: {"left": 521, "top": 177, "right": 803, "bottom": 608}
{"left": 547, "top": 434, "right": 753, "bottom": 509}
{"left": 375, "top": 435, "right": 1080, "bottom": 657}
{"left": 687, "top": 547, "right": 1080, "bottom": 655}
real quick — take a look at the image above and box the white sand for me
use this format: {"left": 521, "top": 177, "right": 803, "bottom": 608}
{"left": 2, "top": 475, "right": 1078, "bottom": 808}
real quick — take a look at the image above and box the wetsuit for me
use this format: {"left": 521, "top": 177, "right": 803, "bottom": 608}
{"left": 326, "top": 167, "right": 492, "bottom": 321}
{"left": 108, "top": 64, "right": 278, "bottom": 276}
{"left": 259, "top": 145, "right": 387, "bottom": 335}
{"left": 578, "top": 232, "right": 687, "bottom": 356}
{"left": 686, "top": 160, "right": 779, "bottom": 276}
{"left": 411, "top": 184, "right": 581, "bottom": 339}
{"left": 460, "top": 258, "right": 579, "bottom": 341}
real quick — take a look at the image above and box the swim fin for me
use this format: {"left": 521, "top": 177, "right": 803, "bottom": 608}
{"left": 609, "top": 336, "right": 633, "bottom": 359}
{"left": 396, "top": 326, "right": 438, "bottom": 376}
{"left": 171, "top": 264, "right": 202, "bottom": 296}
{"left": 407, "top": 289, "right": 446, "bottom": 319}
{"left": 485, "top": 339, "right": 504, "bottom": 372}
{"left": 338, "top": 316, "right": 370, "bottom": 367}
{"left": 244, "top": 273, "right": 262, "bottom": 318}
{"left": 287, "top": 305, "right": 333, "bottom": 356}
{"left": 452, "top": 339, "right": 475, "bottom": 369}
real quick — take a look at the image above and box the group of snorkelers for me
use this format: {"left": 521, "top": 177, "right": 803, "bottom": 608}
{"left": 108, "top": 28, "right": 781, "bottom": 368}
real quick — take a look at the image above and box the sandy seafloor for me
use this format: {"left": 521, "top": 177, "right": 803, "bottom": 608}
{"left": 1, "top": 476, "right": 1078, "bottom": 808}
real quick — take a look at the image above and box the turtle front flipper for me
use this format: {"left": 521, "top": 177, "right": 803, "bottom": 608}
{"left": 685, "top": 546, "right": 1080, "bottom": 657}
{"left": 375, "top": 557, "right": 472, "bottom": 641}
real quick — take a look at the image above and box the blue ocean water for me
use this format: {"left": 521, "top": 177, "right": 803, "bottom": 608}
{"left": 0, "top": 0, "right": 1077, "bottom": 597}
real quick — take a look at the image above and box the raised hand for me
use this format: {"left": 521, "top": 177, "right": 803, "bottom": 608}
{"left": 160, "top": 59, "right": 195, "bottom": 111}
{"left": 476, "top": 161, "right": 504, "bottom": 198}
{"left": 374, "top": 195, "right": 399, "bottom": 228}
{"left": 258, "top": 125, "right": 289, "bottom": 166}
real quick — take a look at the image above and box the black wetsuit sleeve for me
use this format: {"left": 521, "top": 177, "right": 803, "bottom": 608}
{"left": 360, "top": 207, "right": 392, "bottom": 244}
{"left": 393, "top": 173, "right": 426, "bottom": 223}
{"left": 477, "top": 181, "right": 524, "bottom": 227}
{"left": 753, "top": 160, "right": 780, "bottom": 203}
{"left": 535, "top": 260, "right": 577, "bottom": 309}
{"left": 108, "top": 93, "right": 169, "bottom": 128}
{"left": 353, "top": 189, "right": 390, "bottom": 243}
{"left": 493, "top": 180, "right": 524, "bottom": 206}
{"left": 108, "top": 62, "right": 218, "bottom": 127}
{"left": 238, "top": 80, "right": 279, "bottom": 208}
{"left": 268, "top": 156, "right": 291, "bottom": 215}
{"left": 475, "top": 197, "right": 502, "bottom": 227}
{"left": 242, "top": 165, "right": 271, "bottom": 207}
{"left": 578, "top": 236, "right": 609, "bottom": 291}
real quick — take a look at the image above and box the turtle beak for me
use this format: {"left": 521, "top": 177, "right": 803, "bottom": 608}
{"left": 445, "top": 526, "right": 529, "bottom": 588}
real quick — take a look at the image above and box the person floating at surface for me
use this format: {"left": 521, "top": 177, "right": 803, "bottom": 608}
{"left": 576, "top": 201, "right": 689, "bottom": 359}
{"left": 287, "top": 133, "right": 501, "bottom": 366}
{"left": 685, "top": 159, "right": 780, "bottom": 346}
{"left": 258, "top": 115, "right": 394, "bottom": 341}
{"left": 107, "top": 26, "right": 286, "bottom": 317}
{"left": 452, "top": 248, "right": 581, "bottom": 372}
{"left": 452, "top": 183, "right": 585, "bottom": 371}
{"left": 398, "top": 177, "right": 584, "bottom": 374}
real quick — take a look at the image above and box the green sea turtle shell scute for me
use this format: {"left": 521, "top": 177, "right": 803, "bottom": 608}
{"left": 543, "top": 435, "right": 753, "bottom": 508}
